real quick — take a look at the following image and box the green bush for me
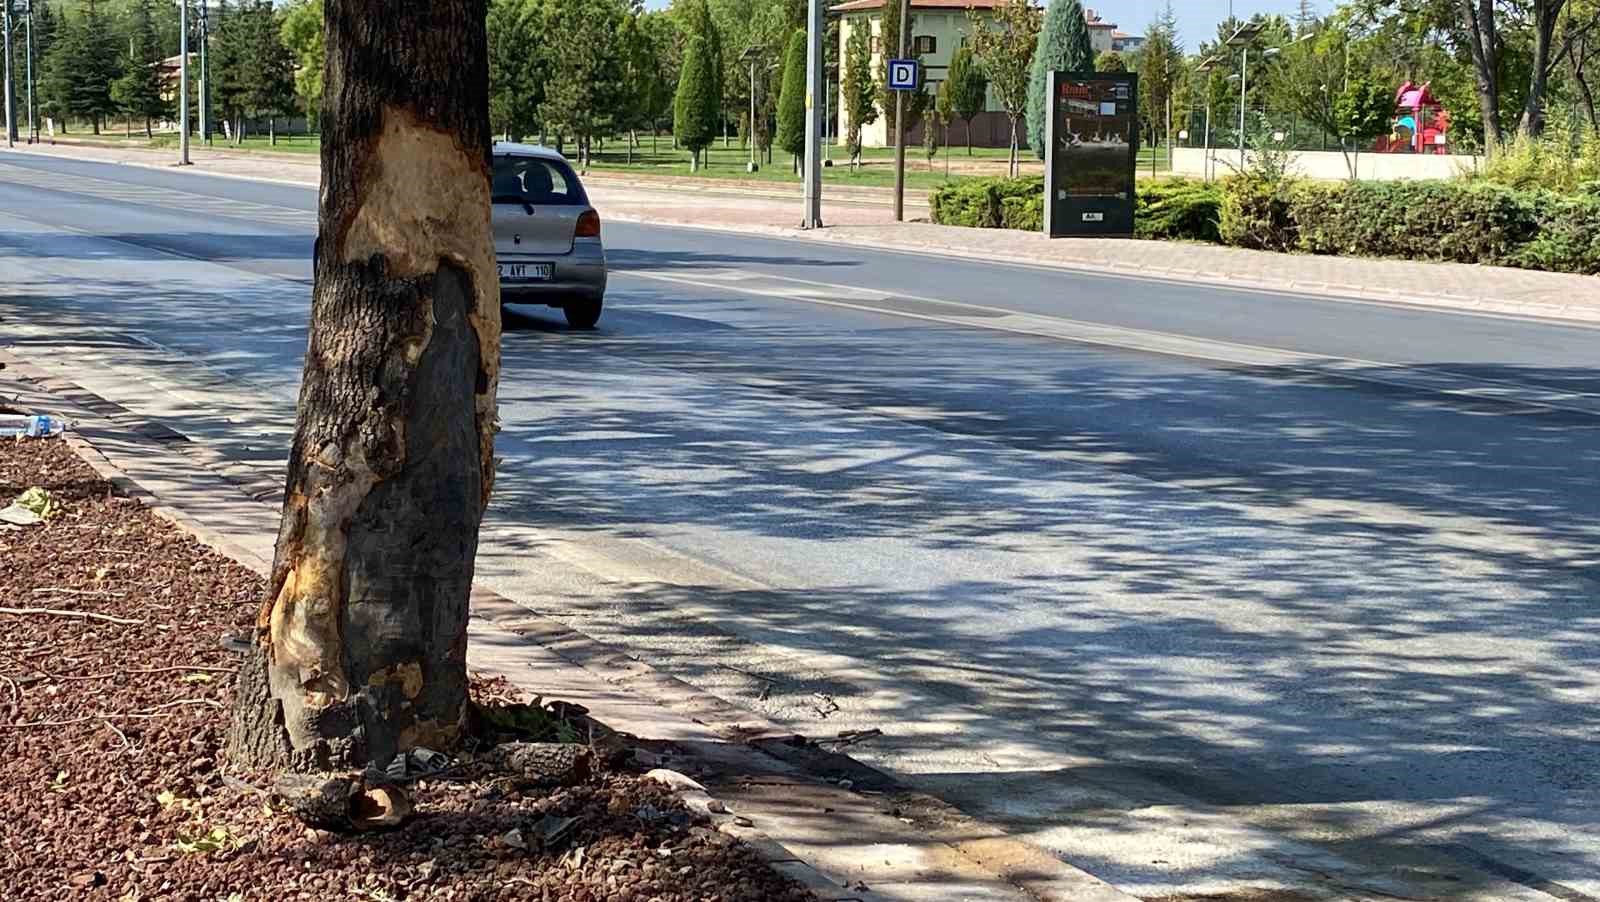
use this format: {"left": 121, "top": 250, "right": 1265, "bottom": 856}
{"left": 1290, "top": 180, "right": 1539, "bottom": 265}
{"left": 1218, "top": 173, "right": 1299, "bottom": 251}
{"left": 1511, "top": 193, "right": 1600, "bottom": 275}
{"left": 1136, "top": 180, "right": 1221, "bottom": 242}
{"left": 1001, "top": 195, "right": 1043, "bottom": 231}
{"left": 929, "top": 176, "right": 1042, "bottom": 228}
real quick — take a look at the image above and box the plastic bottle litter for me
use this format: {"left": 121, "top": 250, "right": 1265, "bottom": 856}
{"left": 0, "top": 414, "right": 67, "bottom": 438}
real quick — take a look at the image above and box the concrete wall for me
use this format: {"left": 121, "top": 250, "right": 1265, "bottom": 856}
{"left": 1172, "top": 146, "right": 1484, "bottom": 181}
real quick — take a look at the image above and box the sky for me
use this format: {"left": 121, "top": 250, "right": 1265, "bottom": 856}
{"left": 642, "top": 0, "right": 1315, "bottom": 52}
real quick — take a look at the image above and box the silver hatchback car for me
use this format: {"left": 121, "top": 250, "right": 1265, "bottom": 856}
{"left": 492, "top": 143, "right": 607, "bottom": 328}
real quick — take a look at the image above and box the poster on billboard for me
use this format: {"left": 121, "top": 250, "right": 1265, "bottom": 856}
{"left": 1043, "top": 71, "right": 1138, "bottom": 237}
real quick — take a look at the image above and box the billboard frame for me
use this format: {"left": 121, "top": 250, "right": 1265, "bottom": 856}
{"left": 1043, "top": 70, "right": 1138, "bottom": 238}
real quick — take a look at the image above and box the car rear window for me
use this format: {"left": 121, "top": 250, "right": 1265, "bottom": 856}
{"left": 492, "top": 156, "right": 587, "bottom": 206}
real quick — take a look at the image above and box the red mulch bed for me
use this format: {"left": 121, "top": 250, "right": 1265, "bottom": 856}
{"left": 0, "top": 435, "right": 812, "bottom": 901}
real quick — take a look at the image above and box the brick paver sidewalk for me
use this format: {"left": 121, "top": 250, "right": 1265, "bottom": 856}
{"left": 11, "top": 140, "right": 1597, "bottom": 323}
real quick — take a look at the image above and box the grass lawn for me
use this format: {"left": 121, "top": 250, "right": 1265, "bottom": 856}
{"left": 55, "top": 129, "right": 1172, "bottom": 187}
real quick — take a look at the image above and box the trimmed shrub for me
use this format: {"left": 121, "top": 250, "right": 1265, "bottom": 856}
{"left": 1512, "top": 193, "right": 1600, "bottom": 275}
{"left": 1136, "top": 180, "right": 1221, "bottom": 242}
{"left": 930, "top": 176, "right": 1042, "bottom": 229}
{"left": 1001, "top": 195, "right": 1043, "bottom": 231}
{"left": 1289, "top": 180, "right": 1539, "bottom": 265}
{"left": 1218, "top": 173, "right": 1299, "bottom": 252}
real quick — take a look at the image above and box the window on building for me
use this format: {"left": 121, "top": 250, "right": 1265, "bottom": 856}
{"left": 914, "top": 35, "right": 936, "bottom": 54}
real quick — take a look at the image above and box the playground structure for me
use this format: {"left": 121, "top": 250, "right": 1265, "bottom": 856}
{"left": 1376, "top": 80, "right": 1451, "bottom": 155}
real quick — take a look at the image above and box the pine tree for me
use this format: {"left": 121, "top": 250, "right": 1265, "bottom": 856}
{"left": 1026, "top": 0, "right": 1093, "bottom": 159}
{"left": 674, "top": 34, "right": 717, "bottom": 168}
{"left": 840, "top": 14, "right": 875, "bottom": 166}
{"left": 1138, "top": 1, "right": 1180, "bottom": 152}
{"left": 945, "top": 45, "right": 985, "bottom": 155}
{"left": 775, "top": 29, "right": 806, "bottom": 170}
{"left": 109, "top": 0, "right": 168, "bottom": 137}
{"left": 243, "top": 0, "right": 296, "bottom": 143}
{"left": 40, "top": 0, "right": 120, "bottom": 134}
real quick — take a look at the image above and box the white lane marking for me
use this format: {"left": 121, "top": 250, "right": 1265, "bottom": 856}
{"left": 622, "top": 267, "right": 1600, "bottom": 419}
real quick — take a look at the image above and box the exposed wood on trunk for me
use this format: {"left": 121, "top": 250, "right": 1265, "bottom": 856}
{"left": 227, "top": 0, "right": 499, "bottom": 774}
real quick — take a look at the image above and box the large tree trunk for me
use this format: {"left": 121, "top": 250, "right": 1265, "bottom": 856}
{"left": 226, "top": 0, "right": 499, "bottom": 774}
{"left": 1519, "top": 0, "right": 1568, "bottom": 137}
{"left": 1461, "top": 0, "right": 1504, "bottom": 148}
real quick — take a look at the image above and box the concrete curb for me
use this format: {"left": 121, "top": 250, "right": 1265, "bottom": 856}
{"left": 2, "top": 347, "right": 1138, "bottom": 902}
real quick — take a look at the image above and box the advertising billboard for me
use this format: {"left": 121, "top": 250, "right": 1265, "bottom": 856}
{"left": 1044, "top": 71, "right": 1138, "bottom": 237}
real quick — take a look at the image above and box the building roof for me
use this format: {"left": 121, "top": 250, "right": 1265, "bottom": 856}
{"left": 832, "top": 0, "right": 1013, "bottom": 12}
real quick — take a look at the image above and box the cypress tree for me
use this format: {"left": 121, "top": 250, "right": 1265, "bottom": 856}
{"left": 1027, "top": 0, "right": 1094, "bottom": 159}
{"left": 775, "top": 30, "right": 806, "bottom": 170}
{"left": 674, "top": 34, "right": 716, "bottom": 169}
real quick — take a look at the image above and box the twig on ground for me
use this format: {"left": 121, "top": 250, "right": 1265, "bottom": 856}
{"left": 0, "top": 607, "right": 143, "bottom": 625}
{"left": 0, "top": 699, "right": 218, "bottom": 729}
{"left": 29, "top": 587, "right": 126, "bottom": 599}
{"left": 100, "top": 717, "right": 132, "bottom": 752}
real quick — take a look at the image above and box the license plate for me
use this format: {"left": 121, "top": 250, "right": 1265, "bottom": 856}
{"left": 499, "top": 262, "right": 552, "bottom": 282}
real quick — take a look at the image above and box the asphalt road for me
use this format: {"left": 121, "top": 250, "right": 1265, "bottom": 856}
{"left": 2, "top": 152, "right": 1597, "bottom": 901}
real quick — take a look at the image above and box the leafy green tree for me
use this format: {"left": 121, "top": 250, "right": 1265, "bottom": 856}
{"left": 1095, "top": 50, "right": 1127, "bottom": 72}
{"left": 1027, "top": 0, "right": 1094, "bottom": 159}
{"left": 1334, "top": 76, "right": 1394, "bottom": 177}
{"left": 640, "top": 11, "right": 682, "bottom": 138}
{"left": 486, "top": 0, "right": 542, "bottom": 140}
{"left": 109, "top": 0, "right": 167, "bottom": 137}
{"left": 674, "top": 34, "right": 717, "bottom": 168}
{"left": 945, "top": 45, "right": 985, "bottom": 155}
{"left": 540, "top": 0, "right": 625, "bottom": 169}
{"left": 775, "top": 29, "right": 806, "bottom": 171}
{"left": 279, "top": 0, "right": 325, "bottom": 129}
{"left": 840, "top": 14, "right": 875, "bottom": 166}
{"left": 969, "top": 0, "right": 1038, "bottom": 175}
{"left": 924, "top": 80, "right": 947, "bottom": 169}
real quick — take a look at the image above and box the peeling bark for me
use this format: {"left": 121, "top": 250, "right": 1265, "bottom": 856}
{"left": 227, "top": 0, "right": 499, "bottom": 773}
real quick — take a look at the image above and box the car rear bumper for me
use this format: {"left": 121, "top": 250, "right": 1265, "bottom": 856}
{"left": 499, "top": 239, "right": 606, "bottom": 305}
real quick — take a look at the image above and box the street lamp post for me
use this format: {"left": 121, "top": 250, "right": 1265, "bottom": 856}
{"left": 23, "top": 0, "right": 34, "bottom": 143}
{"left": 801, "top": 0, "right": 823, "bottom": 228}
{"left": 179, "top": 0, "right": 190, "bottom": 164}
{"left": 1196, "top": 56, "right": 1220, "bottom": 182}
{"left": 199, "top": 0, "right": 209, "bottom": 145}
{"left": 741, "top": 45, "right": 760, "bottom": 172}
{"left": 3, "top": 0, "right": 16, "bottom": 147}
{"left": 1226, "top": 23, "right": 1263, "bottom": 172}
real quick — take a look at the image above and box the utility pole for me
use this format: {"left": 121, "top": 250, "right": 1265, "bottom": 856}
{"left": 179, "top": 0, "right": 191, "bottom": 164}
{"left": 742, "top": 46, "right": 760, "bottom": 172}
{"left": 891, "top": 0, "right": 909, "bottom": 222}
{"left": 800, "top": 0, "right": 823, "bottom": 228}
{"left": 22, "top": 0, "right": 33, "bottom": 143}
{"left": 199, "top": 0, "right": 209, "bottom": 145}
{"left": 3, "top": 0, "right": 15, "bottom": 147}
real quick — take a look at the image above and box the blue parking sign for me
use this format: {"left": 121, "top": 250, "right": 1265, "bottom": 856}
{"left": 887, "top": 59, "right": 920, "bottom": 91}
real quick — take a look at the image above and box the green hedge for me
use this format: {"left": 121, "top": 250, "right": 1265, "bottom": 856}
{"left": 929, "top": 174, "right": 1599, "bottom": 275}
{"left": 929, "top": 177, "right": 1220, "bottom": 241}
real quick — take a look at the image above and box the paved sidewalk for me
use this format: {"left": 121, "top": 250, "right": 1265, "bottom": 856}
{"left": 0, "top": 350, "right": 1138, "bottom": 902}
{"left": 9, "top": 139, "right": 1597, "bottom": 324}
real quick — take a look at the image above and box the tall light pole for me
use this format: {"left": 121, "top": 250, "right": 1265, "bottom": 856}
{"left": 3, "top": 0, "right": 16, "bottom": 147}
{"left": 1226, "top": 22, "right": 1263, "bottom": 172}
{"left": 22, "top": 0, "right": 33, "bottom": 143}
{"left": 1197, "top": 56, "right": 1219, "bottom": 181}
{"left": 801, "top": 0, "right": 823, "bottom": 228}
{"left": 179, "top": 0, "right": 191, "bottom": 164}
{"left": 891, "top": 0, "right": 909, "bottom": 222}
{"left": 742, "top": 45, "right": 760, "bottom": 172}
{"left": 198, "top": 0, "right": 209, "bottom": 145}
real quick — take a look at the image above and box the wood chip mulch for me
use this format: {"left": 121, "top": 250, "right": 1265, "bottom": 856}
{"left": 0, "top": 434, "right": 813, "bottom": 901}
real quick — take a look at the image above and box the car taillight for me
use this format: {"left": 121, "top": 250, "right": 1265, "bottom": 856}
{"left": 575, "top": 210, "right": 601, "bottom": 238}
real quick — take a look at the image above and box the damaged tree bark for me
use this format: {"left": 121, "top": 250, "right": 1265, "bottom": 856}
{"left": 226, "top": 0, "right": 499, "bottom": 773}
